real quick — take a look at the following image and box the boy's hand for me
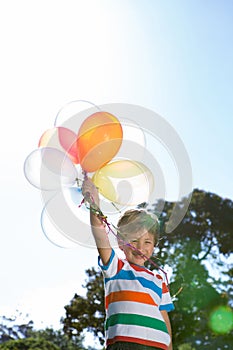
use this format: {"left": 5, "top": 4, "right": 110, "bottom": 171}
{"left": 82, "top": 177, "right": 100, "bottom": 207}
{"left": 82, "top": 178, "right": 112, "bottom": 263}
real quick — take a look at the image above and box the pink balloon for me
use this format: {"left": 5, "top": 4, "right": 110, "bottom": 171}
{"left": 39, "top": 127, "right": 79, "bottom": 164}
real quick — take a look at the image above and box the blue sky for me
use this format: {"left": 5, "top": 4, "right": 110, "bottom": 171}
{"left": 0, "top": 0, "right": 232, "bottom": 346}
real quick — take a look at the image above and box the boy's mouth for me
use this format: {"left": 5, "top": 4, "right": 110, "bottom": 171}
{"left": 132, "top": 252, "right": 145, "bottom": 259}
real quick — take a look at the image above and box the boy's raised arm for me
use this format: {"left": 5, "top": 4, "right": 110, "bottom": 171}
{"left": 82, "top": 178, "right": 112, "bottom": 265}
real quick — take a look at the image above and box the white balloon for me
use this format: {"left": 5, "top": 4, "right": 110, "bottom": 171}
{"left": 41, "top": 187, "right": 96, "bottom": 248}
{"left": 24, "top": 147, "right": 78, "bottom": 191}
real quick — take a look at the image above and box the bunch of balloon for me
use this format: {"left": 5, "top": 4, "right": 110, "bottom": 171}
{"left": 23, "top": 110, "right": 123, "bottom": 247}
{"left": 24, "top": 107, "right": 155, "bottom": 248}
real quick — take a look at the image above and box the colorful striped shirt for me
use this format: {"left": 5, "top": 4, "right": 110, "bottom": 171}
{"left": 98, "top": 249, "right": 174, "bottom": 349}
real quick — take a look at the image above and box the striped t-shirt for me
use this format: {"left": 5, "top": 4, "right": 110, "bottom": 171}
{"left": 98, "top": 249, "right": 174, "bottom": 349}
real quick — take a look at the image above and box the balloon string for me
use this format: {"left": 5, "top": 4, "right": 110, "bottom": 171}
{"left": 80, "top": 186, "right": 183, "bottom": 298}
{"left": 172, "top": 285, "right": 184, "bottom": 301}
{"left": 79, "top": 174, "right": 184, "bottom": 297}
{"left": 93, "top": 205, "right": 170, "bottom": 286}
{"left": 79, "top": 177, "right": 170, "bottom": 286}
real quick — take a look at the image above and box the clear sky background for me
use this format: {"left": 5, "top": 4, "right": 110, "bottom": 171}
{"left": 0, "top": 0, "right": 233, "bottom": 347}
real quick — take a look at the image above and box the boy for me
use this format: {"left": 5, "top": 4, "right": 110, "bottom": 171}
{"left": 82, "top": 178, "right": 174, "bottom": 350}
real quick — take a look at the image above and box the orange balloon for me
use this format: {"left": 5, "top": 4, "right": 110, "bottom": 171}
{"left": 77, "top": 111, "right": 123, "bottom": 172}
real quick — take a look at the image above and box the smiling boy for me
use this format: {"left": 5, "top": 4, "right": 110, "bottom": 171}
{"left": 82, "top": 178, "right": 174, "bottom": 350}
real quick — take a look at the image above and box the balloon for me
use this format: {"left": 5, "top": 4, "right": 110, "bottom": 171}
{"left": 77, "top": 111, "right": 123, "bottom": 172}
{"left": 54, "top": 99, "right": 101, "bottom": 130}
{"left": 92, "top": 160, "right": 154, "bottom": 205}
{"left": 24, "top": 147, "right": 78, "bottom": 190}
{"left": 41, "top": 202, "right": 79, "bottom": 249}
{"left": 41, "top": 187, "right": 96, "bottom": 247}
{"left": 38, "top": 127, "right": 79, "bottom": 164}
{"left": 121, "top": 119, "right": 146, "bottom": 157}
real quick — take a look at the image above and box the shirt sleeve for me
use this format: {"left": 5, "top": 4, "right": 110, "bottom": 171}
{"left": 98, "top": 249, "right": 122, "bottom": 278}
{"left": 159, "top": 273, "right": 175, "bottom": 312}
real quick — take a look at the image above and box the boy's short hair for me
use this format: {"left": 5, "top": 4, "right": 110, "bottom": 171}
{"left": 117, "top": 209, "right": 159, "bottom": 246}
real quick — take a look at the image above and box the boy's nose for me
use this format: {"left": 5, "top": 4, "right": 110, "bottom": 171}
{"left": 136, "top": 241, "right": 143, "bottom": 250}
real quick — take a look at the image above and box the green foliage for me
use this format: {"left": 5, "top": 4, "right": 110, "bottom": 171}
{"left": 178, "top": 344, "right": 196, "bottom": 350}
{"left": 151, "top": 189, "right": 233, "bottom": 348}
{"left": 0, "top": 337, "right": 59, "bottom": 350}
{"left": 28, "top": 328, "right": 85, "bottom": 350}
{"left": 0, "top": 315, "right": 33, "bottom": 343}
{"left": 62, "top": 188, "right": 233, "bottom": 349}
{"left": 0, "top": 317, "right": 86, "bottom": 349}
{"left": 62, "top": 268, "right": 105, "bottom": 345}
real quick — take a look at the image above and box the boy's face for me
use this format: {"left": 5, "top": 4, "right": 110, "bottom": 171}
{"left": 120, "top": 229, "right": 155, "bottom": 266}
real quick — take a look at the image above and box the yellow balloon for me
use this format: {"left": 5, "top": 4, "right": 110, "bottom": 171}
{"left": 92, "top": 160, "right": 154, "bottom": 205}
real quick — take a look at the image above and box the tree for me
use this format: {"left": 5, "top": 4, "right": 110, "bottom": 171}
{"left": 28, "top": 328, "right": 86, "bottom": 350}
{"left": 0, "top": 315, "right": 33, "bottom": 343}
{"left": 0, "top": 316, "right": 86, "bottom": 350}
{"left": 62, "top": 268, "right": 105, "bottom": 346}
{"left": 148, "top": 189, "right": 233, "bottom": 349}
{"left": 62, "top": 189, "right": 233, "bottom": 349}
{"left": 0, "top": 337, "right": 59, "bottom": 350}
